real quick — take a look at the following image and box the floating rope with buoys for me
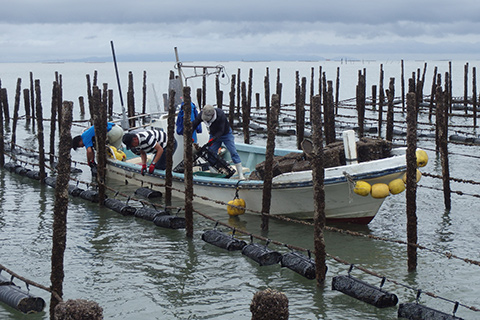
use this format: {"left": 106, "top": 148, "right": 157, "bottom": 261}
{"left": 353, "top": 148, "right": 428, "bottom": 199}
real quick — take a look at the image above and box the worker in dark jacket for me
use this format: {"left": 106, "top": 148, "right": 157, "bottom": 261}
{"left": 191, "top": 104, "right": 244, "bottom": 179}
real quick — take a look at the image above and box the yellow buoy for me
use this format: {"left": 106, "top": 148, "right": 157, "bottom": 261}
{"left": 371, "top": 183, "right": 390, "bottom": 198}
{"left": 416, "top": 149, "right": 428, "bottom": 167}
{"left": 388, "top": 178, "right": 406, "bottom": 194}
{"left": 354, "top": 181, "right": 371, "bottom": 196}
{"left": 227, "top": 197, "right": 246, "bottom": 216}
{"left": 402, "top": 169, "right": 422, "bottom": 183}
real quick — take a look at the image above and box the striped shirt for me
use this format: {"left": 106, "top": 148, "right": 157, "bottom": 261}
{"left": 135, "top": 128, "right": 167, "bottom": 154}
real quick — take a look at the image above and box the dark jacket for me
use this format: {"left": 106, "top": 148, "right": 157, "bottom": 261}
{"left": 192, "top": 108, "right": 231, "bottom": 141}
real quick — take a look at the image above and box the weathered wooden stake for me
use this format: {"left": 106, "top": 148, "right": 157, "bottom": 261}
{"left": 401, "top": 60, "right": 405, "bottom": 113}
{"left": 49, "top": 81, "right": 59, "bottom": 163}
{"left": 23, "top": 88, "right": 31, "bottom": 123}
{"left": 229, "top": 75, "right": 236, "bottom": 129}
{"left": 473, "top": 67, "right": 477, "bottom": 128}
{"left": 127, "top": 72, "right": 135, "bottom": 128}
{"left": 142, "top": 71, "right": 147, "bottom": 117}
{"left": 165, "top": 89, "right": 176, "bottom": 207}
{"left": 78, "top": 96, "right": 85, "bottom": 116}
{"left": 0, "top": 93, "right": 4, "bottom": 167}
{"left": 196, "top": 88, "right": 202, "bottom": 110}
{"left": 30, "top": 72, "right": 35, "bottom": 126}
{"left": 436, "top": 85, "right": 452, "bottom": 210}
{"left": 385, "top": 78, "right": 395, "bottom": 142}
{"left": 35, "top": 79, "right": 46, "bottom": 183}
{"left": 264, "top": 69, "right": 270, "bottom": 124}
{"left": 356, "top": 70, "right": 366, "bottom": 138}
{"left": 49, "top": 100, "right": 73, "bottom": 317}
{"left": 324, "top": 81, "right": 335, "bottom": 145}
{"left": 405, "top": 91, "right": 418, "bottom": 272}
{"left": 464, "top": 63, "right": 469, "bottom": 114}
{"left": 241, "top": 82, "right": 250, "bottom": 144}
{"left": 0, "top": 88, "right": 9, "bottom": 124}
{"left": 311, "top": 94, "right": 327, "bottom": 284}
{"left": 92, "top": 86, "right": 107, "bottom": 203}
{"left": 428, "top": 66, "right": 438, "bottom": 122}
{"left": 11, "top": 78, "right": 22, "bottom": 152}
{"left": 261, "top": 94, "right": 280, "bottom": 231}
{"left": 378, "top": 64, "right": 384, "bottom": 137}
{"left": 335, "top": 67, "right": 340, "bottom": 115}
{"left": 182, "top": 86, "right": 194, "bottom": 238}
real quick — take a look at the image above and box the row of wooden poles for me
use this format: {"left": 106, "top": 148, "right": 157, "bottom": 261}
{"left": 0, "top": 60, "right": 462, "bottom": 318}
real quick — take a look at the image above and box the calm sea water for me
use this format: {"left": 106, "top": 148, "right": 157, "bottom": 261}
{"left": 0, "top": 60, "right": 479, "bottom": 319}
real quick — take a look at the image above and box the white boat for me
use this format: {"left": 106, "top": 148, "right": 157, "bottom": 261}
{"left": 105, "top": 113, "right": 411, "bottom": 225}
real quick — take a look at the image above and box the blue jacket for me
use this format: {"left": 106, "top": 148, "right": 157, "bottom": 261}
{"left": 176, "top": 102, "right": 202, "bottom": 142}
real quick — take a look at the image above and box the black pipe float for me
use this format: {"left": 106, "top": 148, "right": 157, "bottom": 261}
{"left": 201, "top": 229, "right": 247, "bottom": 251}
{"left": 44, "top": 176, "right": 57, "bottom": 188}
{"left": 135, "top": 187, "right": 162, "bottom": 199}
{"left": 4, "top": 162, "right": 21, "bottom": 172}
{"left": 25, "top": 170, "right": 42, "bottom": 181}
{"left": 14, "top": 166, "right": 30, "bottom": 176}
{"left": 103, "top": 198, "right": 137, "bottom": 216}
{"left": 67, "top": 184, "right": 85, "bottom": 197}
{"left": 135, "top": 207, "right": 167, "bottom": 221}
{"left": 398, "top": 302, "right": 463, "bottom": 320}
{"left": 242, "top": 241, "right": 282, "bottom": 266}
{"left": 79, "top": 190, "right": 103, "bottom": 203}
{"left": 280, "top": 251, "right": 316, "bottom": 280}
{"left": 153, "top": 214, "right": 186, "bottom": 229}
{"left": 0, "top": 274, "right": 45, "bottom": 314}
{"left": 331, "top": 275, "right": 398, "bottom": 308}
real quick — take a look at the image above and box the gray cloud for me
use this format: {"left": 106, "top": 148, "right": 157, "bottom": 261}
{"left": 1, "top": 1, "right": 480, "bottom": 62}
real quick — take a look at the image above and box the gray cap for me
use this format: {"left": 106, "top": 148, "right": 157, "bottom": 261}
{"left": 202, "top": 105, "right": 215, "bottom": 122}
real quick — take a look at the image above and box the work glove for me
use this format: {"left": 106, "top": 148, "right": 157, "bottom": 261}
{"left": 141, "top": 163, "right": 147, "bottom": 176}
{"left": 88, "top": 160, "right": 97, "bottom": 168}
{"left": 148, "top": 162, "right": 156, "bottom": 174}
{"left": 206, "top": 138, "right": 215, "bottom": 147}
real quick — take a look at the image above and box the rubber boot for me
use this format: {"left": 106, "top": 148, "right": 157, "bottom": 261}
{"left": 235, "top": 162, "right": 245, "bottom": 180}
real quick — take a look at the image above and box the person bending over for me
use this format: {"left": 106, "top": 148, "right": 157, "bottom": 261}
{"left": 122, "top": 128, "right": 177, "bottom": 175}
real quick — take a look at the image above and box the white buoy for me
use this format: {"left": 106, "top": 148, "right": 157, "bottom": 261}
{"left": 343, "top": 130, "right": 358, "bottom": 165}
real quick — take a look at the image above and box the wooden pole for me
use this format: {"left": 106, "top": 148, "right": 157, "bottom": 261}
{"left": 127, "top": 72, "right": 135, "bottom": 128}
{"left": 385, "top": 78, "right": 395, "bottom": 142}
{"left": 241, "top": 82, "right": 250, "bottom": 144}
{"left": 324, "top": 81, "right": 335, "bottom": 145}
{"left": 473, "top": 67, "right": 477, "bottom": 128}
{"left": 464, "top": 63, "right": 469, "bottom": 114}
{"left": 23, "top": 88, "right": 31, "bottom": 123}
{"left": 436, "top": 85, "right": 452, "bottom": 210}
{"left": 401, "top": 60, "right": 405, "bottom": 113}
{"left": 49, "top": 81, "right": 59, "bottom": 163}
{"left": 264, "top": 69, "right": 270, "bottom": 124}
{"left": 356, "top": 70, "right": 366, "bottom": 138}
{"left": 405, "top": 91, "right": 418, "bottom": 272}
{"left": 165, "top": 89, "right": 176, "bottom": 207}
{"left": 79, "top": 96, "right": 85, "bottom": 116}
{"left": 311, "top": 94, "right": 327, "bottom": 283}
{"left": 335, "top": 67, "right": 340, "bottom": 115}
{"left": 378, "top": 64, "right": 384, "bottom": 138}
{"left": 183, "top": 86, "right": 194, "bottom": 238}
{"left": 11, "top": 78, "right": 22, "bottom": 152}
{"left": 0, "top": 88, "right": 9, "bottom": 124}
{"left": 35, "top": 79, "right": 46, "bottom": 183}
{"left": 142, "top": 71, "right": 147, "bottom": 117}
{"left": 371, "top": 85, "right": 377, "bottom": 111}
{"left": 49, "top": 100, "right": 73, "bottom": 318}
{"left": 93, "top": 86, "right": 107, "bottom": 203}
{"left": 0, "top": 92, "right": 4, "bottom": 167}
{"left": 236, "top": 69, "right": 241, "bottom": 115}
{"left": 229, "top": 74, "right": 236, "bottom": 129}
{"left": 30, "top": 72, "right": 35, "bottom": 126}
{"left": 261, "top": 94, "right": 280, "bottom": 231}
{"left": 428, "top": 66, "right": 437, "bottom": 122}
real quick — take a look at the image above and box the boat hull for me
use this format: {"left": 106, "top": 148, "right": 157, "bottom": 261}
{"left": 105, "top": 151, "right": 406, "bottom": 224}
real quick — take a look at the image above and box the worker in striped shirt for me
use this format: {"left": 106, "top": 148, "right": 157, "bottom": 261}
{"left": 122, "top": 128, "right": 177, "bottom": 175}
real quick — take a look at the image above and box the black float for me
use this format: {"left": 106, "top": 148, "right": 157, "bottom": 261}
{"left": 202, "top": 228, "right": 247, "bottom": 251}
{"left": 280, "top": 250, "right": 316, "bottom": 280}
{"left": 135, "top": 206, "right": 168, "bottom": 221}
{"left": 0, "top": 274, "right": 45, "bottom": 314}
{"left": 67, "top": 184, "right": 85, "bottom": 197}
{"left": 135, "top": 187, "right": 162, "bottom": 199}
{"left": 332, "top": 268, "right": 398, "bottom": 308}
{"left": 242, "top": 239, "right": 282, "bottom": 266}
{"left": 103, "top": 198, "right": 137, "bottom": 216}
{"left": 153, "top": 213, "right": 186, "bottom": 229}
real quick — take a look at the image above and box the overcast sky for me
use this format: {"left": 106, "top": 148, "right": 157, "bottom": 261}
{"left": 2, "top": 0, "right": 480, "bottom": 63}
